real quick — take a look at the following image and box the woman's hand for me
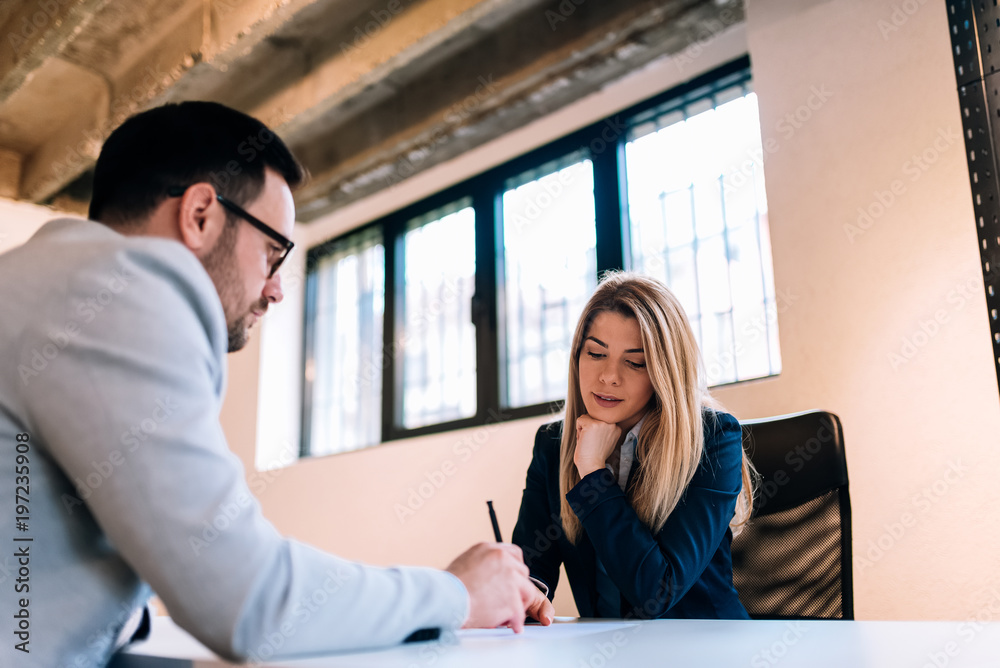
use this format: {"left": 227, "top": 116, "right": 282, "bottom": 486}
{"left": 574, "top": 414, "right": 621, "bottom": 478}
{"left": 525, "top": 586, "right": 555, "bottom": 626}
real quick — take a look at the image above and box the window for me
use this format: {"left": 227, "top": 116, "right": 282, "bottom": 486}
{"left": 303, "top": 56, "right": 777, "bottom": 455}
{"left": 304, "top": 228, "right": 384, "bottom": 456}
{"left": 625, "top": 84, "right": 779, "bottom": 385}
{"left": 399, "top": 200, "right": 477, "bottom": 428}
{"left": 501, "top": 154, "right": 597, "bottom": 408}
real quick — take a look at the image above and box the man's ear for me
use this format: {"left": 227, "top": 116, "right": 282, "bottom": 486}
{"left": 176, "top": 182, "right": 224, "bottom": 254}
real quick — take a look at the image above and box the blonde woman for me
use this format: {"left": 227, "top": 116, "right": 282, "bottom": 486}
{"left": 513, "top": 272, "right": 753, "bottom": 622}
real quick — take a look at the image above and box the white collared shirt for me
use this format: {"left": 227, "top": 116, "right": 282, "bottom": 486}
{"left": 610, "top": 412, "right": 648, "bottom": 491}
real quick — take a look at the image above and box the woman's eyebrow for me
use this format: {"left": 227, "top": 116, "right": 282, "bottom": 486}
{"left": 586, "top": 336, "right": 643, "bottom": 354}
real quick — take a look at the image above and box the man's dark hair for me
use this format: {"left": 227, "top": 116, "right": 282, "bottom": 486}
{"left": 89, "top": 101, "right": 306, "bottom": 226}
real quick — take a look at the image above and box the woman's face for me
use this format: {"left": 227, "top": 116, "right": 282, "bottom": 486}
{"left": 578, "top": 311, "right": 655, "bottom": 432}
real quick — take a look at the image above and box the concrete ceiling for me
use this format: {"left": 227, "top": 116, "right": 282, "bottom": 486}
{"left": 0, "top": 0, "right": 742, "bottom": 221}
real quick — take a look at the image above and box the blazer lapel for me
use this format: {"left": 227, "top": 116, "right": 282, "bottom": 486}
{"left": 575, "top": 531, "right": 599, "bottom": 616}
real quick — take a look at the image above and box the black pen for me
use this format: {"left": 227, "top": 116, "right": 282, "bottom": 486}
{"left": 487, "top": 500, "right": 502, "bottom": 542}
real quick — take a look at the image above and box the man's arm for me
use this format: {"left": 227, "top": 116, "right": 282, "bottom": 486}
{"left": 22, "top": 241, "right": 471, "bottom": 660}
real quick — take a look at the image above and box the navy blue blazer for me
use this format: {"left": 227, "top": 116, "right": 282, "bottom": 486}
{"left": 511, "top": 409, "right": 749, "bottom": 620}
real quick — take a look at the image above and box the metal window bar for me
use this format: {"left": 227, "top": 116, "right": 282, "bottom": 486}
{"left": 718, "top": 173, "right": 739, "bottom": 381}
{"left": 539, "top": 287, "right": 570, "bottom": 400}
{"left": 752, "top": 160, "right": 776, "bottom": 376}
{"left": 656, "top": 191, "right": 674, "bottom": 287}
{"left": 688, "top": 184, "right": 704, "bottom": 348}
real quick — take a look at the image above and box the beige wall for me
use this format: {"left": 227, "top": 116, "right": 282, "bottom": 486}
{"left": 727, "top": 0, "right": 1000, "bottom": 620}
{"left": 0, "top": 199, "right": 64, "bottom": 254}
{"left": 222, "top": 0, "right": 1000, "bottom": 621}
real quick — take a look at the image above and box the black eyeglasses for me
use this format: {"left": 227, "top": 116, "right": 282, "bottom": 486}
{"left": 167, "top": 185, "right": 294, "bottom": 278}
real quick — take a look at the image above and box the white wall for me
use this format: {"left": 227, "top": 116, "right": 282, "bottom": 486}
{"left": 724, "top": 0, "right": 1000, "bottom": 620}
{"left": 222, "top": 0, "right": 1000, "bottom": 622}
{"left": 0, "top": 198, "right": 64, "bottom": 255}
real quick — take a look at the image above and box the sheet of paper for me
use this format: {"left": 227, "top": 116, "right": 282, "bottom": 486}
{"left": 457, "top": 621, "right": 638, "bottom": 640}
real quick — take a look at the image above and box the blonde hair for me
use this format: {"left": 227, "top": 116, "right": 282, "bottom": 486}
{"left": 559, "top": 271, "right": 753, "bottom": 543}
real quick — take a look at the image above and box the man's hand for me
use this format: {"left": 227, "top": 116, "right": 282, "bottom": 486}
{"left": 525, "top": 586, "right": 555, "bottom": 626}
{"left": 574, "top": 414, "right": 621, "bottom": 478}
{"left": 446, "top": 543, "right": 536, "bottom": 632}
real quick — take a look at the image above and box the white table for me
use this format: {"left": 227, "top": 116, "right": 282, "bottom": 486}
{"left": 113, "top": 614, "right": 1000, "bottom": 667}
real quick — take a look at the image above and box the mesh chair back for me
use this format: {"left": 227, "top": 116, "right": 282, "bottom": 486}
{"left": 731, "top": 410, "right": 853, "bottom": 619}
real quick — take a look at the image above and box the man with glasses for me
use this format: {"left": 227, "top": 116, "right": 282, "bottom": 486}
{"left": 164, "top": 184, "right": 295, "bottom": 352}
{"left": 0, "top": 102, "right": 538, "bottom": 668}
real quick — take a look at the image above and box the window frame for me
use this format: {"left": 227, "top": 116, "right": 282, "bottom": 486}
{"left": 302, "top": 56, "right": 756, "bottom": 454}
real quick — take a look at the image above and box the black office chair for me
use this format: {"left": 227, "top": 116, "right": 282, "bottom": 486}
{"left": 730, "top": 410, "right": 853, "bottom": 620}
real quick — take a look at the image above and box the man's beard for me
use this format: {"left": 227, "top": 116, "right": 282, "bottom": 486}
{"left": 202, "top": 221, "right": 255, "bottom": 353}
{"left": 225, "top": 311, "right": 253, "bottom": 353}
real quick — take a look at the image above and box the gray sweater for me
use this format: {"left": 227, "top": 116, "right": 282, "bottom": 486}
{"left": 0, "top": 218, "right": 467, "bottom": 667}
